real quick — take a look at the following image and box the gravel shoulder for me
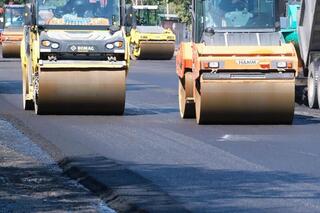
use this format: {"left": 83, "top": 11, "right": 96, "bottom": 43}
{"left": 0, "top": 117, "right": 115, "bottom": 213}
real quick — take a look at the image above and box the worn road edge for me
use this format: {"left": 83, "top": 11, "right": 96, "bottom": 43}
{"left": 1, "top": 113, "right": 190, "bottom": 213}
{"left": 60, "top": 157, "right": 190, "bottom": 213}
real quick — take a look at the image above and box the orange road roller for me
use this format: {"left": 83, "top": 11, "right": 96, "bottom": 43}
{"left": 177, "top": 0, "right": 299, "bottom": 124}
{"left": 1, "top": 4, "right": 24, "bottom": 58}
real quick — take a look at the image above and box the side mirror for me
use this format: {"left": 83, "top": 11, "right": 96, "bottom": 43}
{"left": 125, "top": 14, "right": 133, "bottom": 36}
{"left": 125, "top": 5, "right": 133, "bottom": 27}
{"left": 24, "top": 4, "right": 32, "bottom": 26}
{"left": 112, "top": 15, "right": 119, "bottom": 26}
{"left": 189, "top": 5, "right": 195, "bottom": 21}
{"left": 0, "top": 17, "right": 4, "bottom": 29}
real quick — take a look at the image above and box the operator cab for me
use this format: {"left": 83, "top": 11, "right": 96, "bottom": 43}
{"left": 36, "top": 0, "right": 121, "bottom": 29}
{"left": 24, "top": 0, "right": 127, "bottom": 61}
{"left": 193, "top": 0, "right": 284, "bottom": 44}
{"left": 207, "top": 0, "right": 275, "bottom": 29}
{"left": 3, "top": 5, "right": 25, "bottom": 29}
{"left": 132, "top": 5, "right": 159, "bottom": 26}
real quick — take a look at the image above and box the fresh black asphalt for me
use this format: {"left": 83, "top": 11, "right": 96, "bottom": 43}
{"left": 1, "top": 54, "right": 320, "bottom": 212}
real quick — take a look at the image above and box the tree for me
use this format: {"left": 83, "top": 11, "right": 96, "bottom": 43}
{"left": 168, "top": 0, "right": 191, "bottom": 24}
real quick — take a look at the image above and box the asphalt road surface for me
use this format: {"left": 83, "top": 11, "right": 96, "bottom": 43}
{"left": 1, "top": 49, "right": 320, "bottom": 212}
{"left": 0, "top": 118, "right": 114, "bottom": 212}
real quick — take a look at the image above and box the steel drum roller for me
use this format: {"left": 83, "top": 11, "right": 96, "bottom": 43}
{"left": 195, "top": 73, "right": 295, "bottom": 124}
{"left": 138, "top": 41, "right": 175, "bottom": 60}
{"left": 37, "top": 69, "right": 126, "bottom": 114}
{"left": 2, "top": 41, "right": 21, "bottom": 58}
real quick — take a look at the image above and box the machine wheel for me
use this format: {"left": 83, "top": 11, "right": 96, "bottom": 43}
{"left": 195, "top": 79, "right": 205, "bottom": 124}
{"left": 130, "top": 44, "right": 137, "bottom": 60}
{"left": 22, "top": 61, "right": 34, "bottom": 110}
{"left": 34, "top": 91, "right": 44, "bottom": 115}
{"left": 179, "top": 72, "right": 195, "bottom": 118}
{"left": 34, "top": 99, "right": 41, "bottom": 115}
{"left": 33, "top": 70, "right": 126, "bottom": 115}
{"left": 22, "top": 75, "right": 34, "bottom": 110}
{"left": 33, "top": 72, "right": 44, "bottom": 115}
{"left": 308, "top": 60, "right": 320, "bottom": 109}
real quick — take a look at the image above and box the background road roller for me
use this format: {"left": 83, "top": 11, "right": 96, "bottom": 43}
{"left": 177, "top": 0, "right": 299, "bottom": 124}
{"left": 1, "top": 4, "right": 24, "bottom": 58}
{"left": 129, "top": 4, "right": 176, "bottom": 60}
{"left": 21, "top": 0, "right": 130, "bottom": 115}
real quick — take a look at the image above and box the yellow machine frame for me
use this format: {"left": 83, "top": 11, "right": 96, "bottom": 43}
{"left": 21, "top": 1, "right": 130, "bottom": 114}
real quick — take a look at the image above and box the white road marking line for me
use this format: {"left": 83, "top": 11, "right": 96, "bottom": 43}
{"left": 218, "top": 134, "right": 257, "bottom": 142}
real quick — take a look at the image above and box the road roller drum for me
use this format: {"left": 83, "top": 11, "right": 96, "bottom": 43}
{"left": 179, "top": 72, "right": 195, "bottom": 118}
{"left": 195, "top": 73, "right": 296, "bottom": 124}
{"left": 138, "top": 41, "right": 175, "bottom": 60}
{"left": 2, "top": 41, "right": 21, "bottom": 58}
{"left": 35, "top": 69, "right": 126, "bottom": 115}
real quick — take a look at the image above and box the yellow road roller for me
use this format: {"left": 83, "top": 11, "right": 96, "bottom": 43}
{"left": 1, "top": 4, "right": 24, "bottom": 58}
{"left": 21, "top": 0, "right": 130, "bottom": 115}
{"left": 129, "top": 5, "right": 176, "bottom": 60}
{"left": 177, "top": 0, "right": 299, "bottom": 124}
